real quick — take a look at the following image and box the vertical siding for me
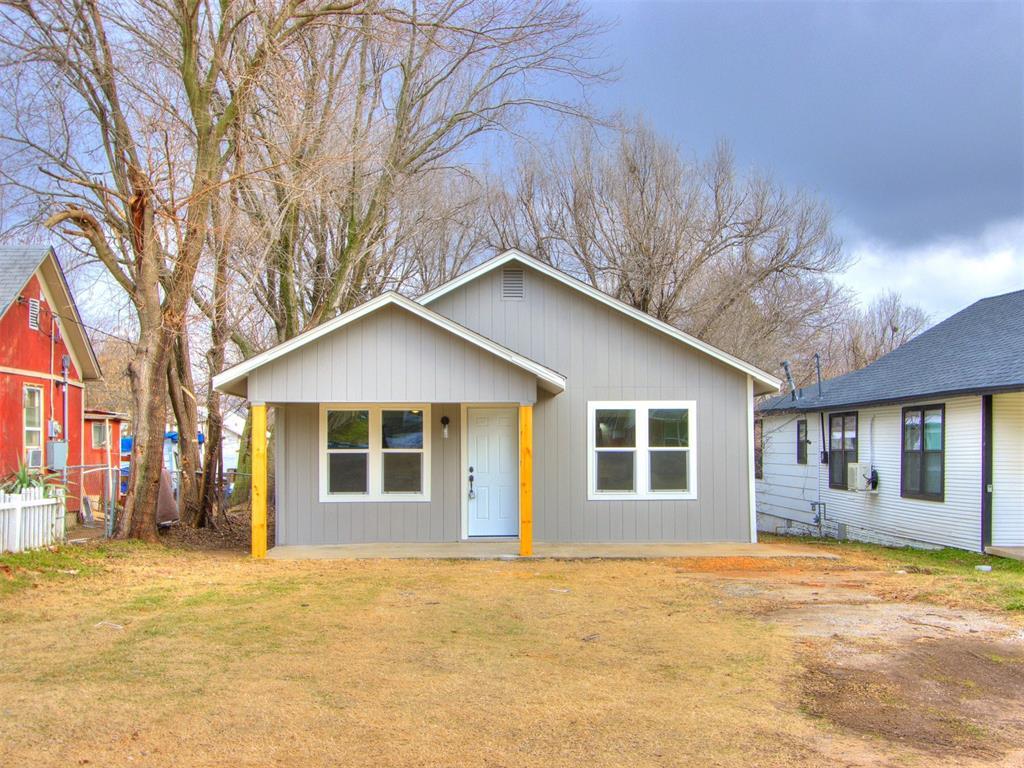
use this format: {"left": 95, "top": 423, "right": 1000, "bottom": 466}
{"left": 428, "top": 264, "right": 753, "bottom": 543}
{"left": 993, "top": 392, "right": 1024, "bottom": 546}
{"left": 276, "top": 403, "right": 461, "bottom": 545}
{"left": 249, "top": 304, "right": 537, "bottom": 405}
{"left": 757, "top": 396, "right": 984, "bottom": 551}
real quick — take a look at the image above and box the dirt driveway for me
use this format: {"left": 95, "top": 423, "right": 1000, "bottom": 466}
{"left": 679, "top": 556, "right": 1024, "bottom": 766}
{"left": 0, "top": 542, "right": 1021, "bottom": 767}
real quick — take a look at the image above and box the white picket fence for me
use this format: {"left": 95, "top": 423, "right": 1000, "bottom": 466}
{"left": 0, "top": 487, "right": 66, "bottom": 554}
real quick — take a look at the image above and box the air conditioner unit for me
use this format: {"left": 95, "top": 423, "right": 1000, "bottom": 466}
{"left": 847, "top": 462, "right": 874, "bottom": 492}
{"left": 26, "top": 448, "right": 43, "bottom": 469}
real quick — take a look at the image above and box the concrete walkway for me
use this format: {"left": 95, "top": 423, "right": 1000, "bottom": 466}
{"left": 266, "top": 540, "right": 839, "bottom": 561}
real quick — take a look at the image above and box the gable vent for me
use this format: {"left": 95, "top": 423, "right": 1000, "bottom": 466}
{"left": 28, "top": 298, "right": 40, "bottom": 330}
{"left": 501, "top": 267, "right": 525, "bottom": 301}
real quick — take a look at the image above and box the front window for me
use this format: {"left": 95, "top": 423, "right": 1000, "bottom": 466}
{"left": 321, "top": 405, "right": 429, "bottom": 501}
{"left": 828, "top": 412, "right": 858, "bottom": 489}
{"left": 589, "top": 401, "right": 695, "bottom": 500}
{"left": 23, "top": 385, "right": 42, "bottom": 452}
{"left": 902, "top": 405, "right": 944, "bottom": 500}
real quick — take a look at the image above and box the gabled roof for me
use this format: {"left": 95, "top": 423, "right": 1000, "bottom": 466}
{"left": 0, "top": 246, "right": 101, "bottom": 380}
{"left": 213, "top": 291, "right": 567, "bottom": 398}
{"left": 760, "top": 288, "right": 1024, "bottom": 414}
{"left": 417, "top": 249, "right": 782, "bottom": 394}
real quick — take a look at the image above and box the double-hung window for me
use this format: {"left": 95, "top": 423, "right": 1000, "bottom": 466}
{"left": 23, "top": 385, "right": 43, "bottom": 452}
{"left": 588, "top": 401, "right": 696, "bottom": 500}
{"left": 320, "top": 405, "right": 429, "bottom": 501}
{"left": 901, "top": 405, "right": 944, "bottom": 501}
{"left": 828, "top": 412, "right": 858, "bottom": 489}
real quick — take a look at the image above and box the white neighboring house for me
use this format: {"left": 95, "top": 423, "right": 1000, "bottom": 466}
{"left": 197, "top": 406, "right": 247, "bottom": 472}
{"left": 756, "top": 289, "right": 1024, "bottom": 555}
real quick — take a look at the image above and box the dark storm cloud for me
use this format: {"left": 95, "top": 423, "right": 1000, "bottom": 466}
{"left": 590, "top": 0, "right": 1024, "bottom": 245}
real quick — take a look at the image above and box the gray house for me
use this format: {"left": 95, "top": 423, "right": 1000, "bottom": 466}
{"left": 214, "top": 249, "right": 781, "bottom": 556}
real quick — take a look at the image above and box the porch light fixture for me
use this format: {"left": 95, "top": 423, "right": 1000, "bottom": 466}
{"left": 440, "top": 415, "right": 450, "bottom": 439}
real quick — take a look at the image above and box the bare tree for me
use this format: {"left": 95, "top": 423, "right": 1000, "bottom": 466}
{"left": 0, "top": 0, "right": 375, "bottom": 539}
{"left": 486, "top": 120, "right": 851, "bottom": 373}
{"left": 222, "top": 0, "right": 607, "bottom": 348}
{"left": 827, "top": 291, "right": 929, "bottom": 375}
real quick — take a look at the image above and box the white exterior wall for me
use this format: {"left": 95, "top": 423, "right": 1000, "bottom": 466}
{"left": 993, "top": 392, "right": 1024, "bottom": 546}
{"left": 757, "top": 395, "right": 984, "bottom": 551}
{"left": 756, "top": 412, "right": 821, "bottom": 527}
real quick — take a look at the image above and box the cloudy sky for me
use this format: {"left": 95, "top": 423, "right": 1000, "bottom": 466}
{"left": 577, "top": 0, "right": 1024, "bottom": 321}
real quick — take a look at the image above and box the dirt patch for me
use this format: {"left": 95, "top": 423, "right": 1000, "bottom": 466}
{"left": 157, "top": 504, "right": 273, "bottom": 551}
{"left": 803, "top": 637, "right": 1024, "bottom": 758}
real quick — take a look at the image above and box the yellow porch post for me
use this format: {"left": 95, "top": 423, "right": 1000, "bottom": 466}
{"left": 250, "top": 402, "right": 268, "bottom": 559}
{"left": 519, "top": 405, "right": 533, "bottom": 557}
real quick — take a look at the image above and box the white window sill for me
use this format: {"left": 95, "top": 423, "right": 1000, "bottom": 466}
{"left": 319, "top": 493, "right": 431, "bottom": 504}
{"left": 588, "top": 491, "right": 697, "bottom": 502}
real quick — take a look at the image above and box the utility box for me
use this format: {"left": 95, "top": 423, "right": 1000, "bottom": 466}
{"left": 46, "top": 440, "right": 68, "bottom": 471}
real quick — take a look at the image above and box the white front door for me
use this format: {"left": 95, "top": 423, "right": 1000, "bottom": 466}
{"left": 467, "top": 407, "right": 519, "bottom": 537}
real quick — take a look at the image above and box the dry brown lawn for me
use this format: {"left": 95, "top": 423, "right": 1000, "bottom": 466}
{"left": 1, "top": 540, "right": 1022, "bottom": 767}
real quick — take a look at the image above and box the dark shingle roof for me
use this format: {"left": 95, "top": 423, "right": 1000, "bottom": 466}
{"left": 0, "top": 246, "right": 50, "bottom": 316}
{"left": 759, "top": 288, "right": 1024, "bottom": 413}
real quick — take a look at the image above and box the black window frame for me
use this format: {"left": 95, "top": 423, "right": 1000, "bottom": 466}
{"left": 827, "top": 412, "right": 858, "bottom": 490}
{"left": 796, "top": 419, "right": 808, "bottom": 465}
{"left": 754, "top": 418, "right": 763, "bottom": 480}
{"left": 901, "top": 404, "right": 945, "bottom": 502}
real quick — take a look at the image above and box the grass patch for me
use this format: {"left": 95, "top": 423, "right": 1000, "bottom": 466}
{"left": 763, "top": 535, "right": 1024, "bottom": 613}
{"left": 0, "top": 542, "right": 145, "bottom": 596}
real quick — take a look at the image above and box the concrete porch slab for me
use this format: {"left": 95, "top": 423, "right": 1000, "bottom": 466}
{"left": 266, "top": 541, "right": 840, "bottom": 561}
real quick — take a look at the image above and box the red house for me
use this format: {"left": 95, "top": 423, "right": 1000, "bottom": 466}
{"left": 0, "top": 246, "right": 102, "bottom": 514}
{"left": 82, "top": 408, "right": 129, "bottom": 511}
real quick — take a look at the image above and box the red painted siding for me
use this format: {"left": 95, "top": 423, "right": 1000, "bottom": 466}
{"left": 82, "top": 418, "right": 124, "bottom": 500}
{"left": 0, "top": 273, "right": 86, "bottom": 511}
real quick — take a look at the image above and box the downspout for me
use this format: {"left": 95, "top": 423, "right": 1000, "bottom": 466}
{"left": 981, "top": 395, "right": 993, "bottom": 551}
{"left": 105, "top": 417, "right": 113, "bottom": 522}
{"left": 61, "top": 355, "right": 69, "bottom": 491}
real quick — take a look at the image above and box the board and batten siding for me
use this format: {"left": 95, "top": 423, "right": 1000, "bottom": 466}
{"left": 249, "top": 304, "right": 537, "bottom": 405}
{"left": 426, "top": 263, "right": 754, "bottom": 543}
{"left": 993, "top": 392, "right": 1024, "bottom": 546}
{"left": 757, "top": 396, "right": 984, "bottom": 551}
{"left": 274, "top": 403, "right": 463, "bottom": 545}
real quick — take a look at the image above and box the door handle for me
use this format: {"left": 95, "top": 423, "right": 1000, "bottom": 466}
{"left": 468, "top": 467, "right": 475, "bottom": 499}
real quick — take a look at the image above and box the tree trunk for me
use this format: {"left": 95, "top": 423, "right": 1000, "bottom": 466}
{"left": 168, "top": 332, "right": 203, "bottom": 527}
{"left": 230, "top": 413, "right": 252, "bottom": 506}
{"left": 120, "top": 325, "right": 170, "bottom": 542}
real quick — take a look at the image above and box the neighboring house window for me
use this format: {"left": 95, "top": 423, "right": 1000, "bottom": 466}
{"left": 28, "top": 298, "right": 40, "bottom": 330}
{"left": 588, "top": 401, "right": 696, "bottom": 500}
{"left": 901, "top": 405, "right": 944, "bottom": 501}
{"left": 320, "top": 405, "right": 430, "bottom": 501}
{"left": 23, "top": 385, "right": 43, "bottom": 464}
{"left": 754, "top": 418, "right": 763, "bottom": 479}
{"left": 828, "top": 412, "right": 858, "bottom": 489}
{"left": 92, "top": 422, "right": 110, "bottom": 449}
{"left": 796, "top": 419, "right": 808, "bottom": 465}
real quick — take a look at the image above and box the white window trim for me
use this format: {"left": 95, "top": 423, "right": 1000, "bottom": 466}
{"left": 587, "top": 400, "right": 697, "bottom": 501}
{"left": 23, "top": 384, "right": 44, "bottom": 460}
{"left": 92, "top": 421, "right": 111, "bottom": 449}
{"left": 318, "top": 404, "right": 431, "bottom": 503}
